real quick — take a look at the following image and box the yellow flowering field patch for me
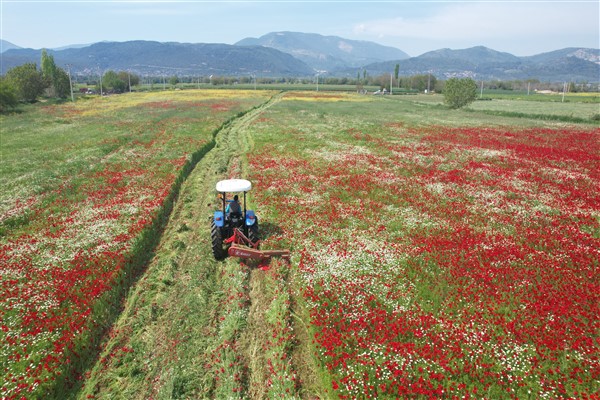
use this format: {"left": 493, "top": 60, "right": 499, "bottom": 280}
{"left": 282, "top": 91, "right": 375, "bottom": 102}
{"left": 66, "top": 89, "right": 275, "bottom": 117}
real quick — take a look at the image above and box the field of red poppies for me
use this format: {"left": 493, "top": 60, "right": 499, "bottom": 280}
{"left": 0, "top": 90, "right": 273, "bottom": 399}
{"left": 1, "top": 90, "right": 598, "bottom": 399}
{"left": 248, "top": 93, "right": 599, "bottom": 398}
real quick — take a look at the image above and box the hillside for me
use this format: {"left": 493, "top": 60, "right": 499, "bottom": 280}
{"left": 1, "top": 36, "right": 598, "bottom": 82}
{"left": 236, "top": 31, "right": 409, "bottom": 72}
{"left": 523, "top": 47, "right": 600, "bottom": 64}
{"left": 0, "top": 40, "right": 314, "bottom": 77}
{"left": 417, "top": 46, "right": 521, "bottom": 65}
{"left": 1, "top": 39, "right": 21, "bottom": 53}
{"left": 358, "top": 46, "right": 600, "bottom": 82}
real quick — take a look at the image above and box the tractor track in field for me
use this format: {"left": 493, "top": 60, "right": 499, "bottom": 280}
{"left": 80, "top": 92, "right": 317, "bottom": 399}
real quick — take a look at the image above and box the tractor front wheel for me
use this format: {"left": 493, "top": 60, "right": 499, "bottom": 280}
{"left": 248, "top": 218, "right": 260, "bottom": 249}
{"left": 211, "top": 220, "right": 227, "bottom": 260}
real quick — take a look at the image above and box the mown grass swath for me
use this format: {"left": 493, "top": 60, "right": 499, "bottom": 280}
{"left": 77, "top": 93, "right": 300, "bottom": 400}
{"left": 0, "top": 90, "right": 273, "bottom": 399}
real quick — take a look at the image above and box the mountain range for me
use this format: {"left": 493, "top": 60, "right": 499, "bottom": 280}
{"left": 362, "top": 46, "right": 600, "bottom": 82}
{"left": 0, "top": 40, "right": 314, "bottom": 77}
{"left": 236, "top": 32, "right": 409, "bottom": 72}
{"left": 1, "top": 34, "right": 599, "bottom": 82}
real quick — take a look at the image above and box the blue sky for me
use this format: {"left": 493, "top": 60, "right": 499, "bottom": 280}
{"left": 2, "top": 1, "right": 599, "bottom": 56}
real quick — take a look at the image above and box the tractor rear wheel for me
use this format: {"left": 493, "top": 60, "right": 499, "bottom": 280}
{"left": 211, "top": 220, "right": 227, "bottom": 260}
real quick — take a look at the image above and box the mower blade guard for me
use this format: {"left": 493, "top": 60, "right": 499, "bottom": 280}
{"left": 228, "top": 245, "right": 290, "bottom": 261}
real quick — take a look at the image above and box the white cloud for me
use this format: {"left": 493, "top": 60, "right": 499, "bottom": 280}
{"left": 353, "top": 2, "right": 599, "bottom": 42}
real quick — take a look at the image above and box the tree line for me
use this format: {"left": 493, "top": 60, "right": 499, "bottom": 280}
{"left": 96, "top": 71, "right": 140, "bottom": 94}
{"left": 2, "top": 56, "right": 594, "bottom": 113}
{"left": 0, "top": 51, "right": 142, "bottom": 112}
{"left": 1, "top": 50, "right": 72, "bottom": 111}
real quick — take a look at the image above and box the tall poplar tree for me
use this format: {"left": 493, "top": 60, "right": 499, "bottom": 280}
{"left": 41, "top": 49, "right": 70, "bottom": 98}
{"left": 41, "top": 49, "right": 57, "bottom": 95}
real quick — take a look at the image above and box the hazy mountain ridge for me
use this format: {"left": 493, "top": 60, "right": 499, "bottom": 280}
{"left": 236, "top": 31, "right": 410, "bottom": 71}
{"left": 523, "top": 47, "right": 600, "bottom": 65}
{"left": 0, "top": 40, "right": 313, "bottom": 77}
{"left": 1, "top": 39, "right": 22, "bottom": 52}
{"left": 360, "top": 46, "right": 599, "bottom": 82}
{"left": 417, "top": 46, "right": 521, "bottom": 64}
{"left": 1, "top": 35, "right": 598, "bottom": 82}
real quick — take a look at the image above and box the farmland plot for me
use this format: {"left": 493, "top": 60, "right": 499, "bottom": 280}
{"left": 0, "top": 90, "right": 274, "bottom": 399}
{"left": 77, "top": 93, "right": 303, "bottom": 400}
{"left": 2, "top": 89, "right": 598, "bottom": 399}
{"left": 247, "top": 92, "right": 599, "bottom": 398}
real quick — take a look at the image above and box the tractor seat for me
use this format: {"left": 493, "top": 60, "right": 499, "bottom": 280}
{"left": 229, "top": 212, "right": 243, "bottom": 226}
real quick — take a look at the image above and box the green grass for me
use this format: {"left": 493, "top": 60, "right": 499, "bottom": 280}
{"left": 0, "top": 91, "right": 269, "bottom": 235}
{"left": 2, "top": 89, "right": 597, "bottom": 399}
{"left": 0, "top": 90, "right": 275, "bottom": 399}
{"left": 468, "top": 98, "right": 600, "bottom": 120}
{"left": 244, "top": 91, "right": 599, "bottom": 398}
{"left": 476, "top": 89, "right": 599, "bottom": 103}
{"left": 76, "top": 94, "right": 295, "bottom": 399}
{"left": 383, "top": 93, "right": 599, "bottom": 125}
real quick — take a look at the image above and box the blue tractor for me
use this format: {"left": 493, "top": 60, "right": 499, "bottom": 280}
{"left": 211, "top": 179, "right": 259, "bottom": 260}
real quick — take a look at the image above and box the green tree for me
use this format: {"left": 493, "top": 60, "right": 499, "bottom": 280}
{"left": 356, "top": 71, "right": 364, "bottom": 93}
{"left": 0, "top": 78, "right": 19, "bottom": 112}
{"left": 169, "top": 76, "right": 180, "bottom": 87}
{"left": 4, "top": 63, "right": 48, "bottom": 102}
{"left": 443, "top": 78, "right": 478, "bottom": 109}
{"left": 102, "top": 70, "right": 127, "bottom": 93}
{"left": 375, "top": 73, "right": 393, "bottom": 91}
{"left": 567, "top": 81, "right": 578, "bottom": 93}
{"left": 409, "top": 74, "right": 436, "bottom": 92}
{"left": 211, "top": 76, "right": 224, "bottom": 85}
{"left": 394, "top": 64, "right": 400, "bottom": 82}
{"left": 41, "top": 49, "right": 73, "bottom": 99}
{"left": 117, "top": 71, "right": 140, "bottom": 91}
{"left": 41, "top": 49, "right": 57, "bottom": 85}
{"left": 53, "top": 68, "right": 71, "bottom": 98}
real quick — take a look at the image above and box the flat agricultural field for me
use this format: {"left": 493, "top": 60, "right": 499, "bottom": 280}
{"left": 0, "top": 90, "right": 275, "bottom": 399}
{"left": 1, "top": 90, "right": 598, "bottom": 399}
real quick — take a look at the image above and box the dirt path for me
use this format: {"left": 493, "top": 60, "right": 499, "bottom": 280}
{"left": 78, "top": 93, "right": 318, "bottom": 399}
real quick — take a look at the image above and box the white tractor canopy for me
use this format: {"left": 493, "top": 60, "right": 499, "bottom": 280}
{"left": 216, "top": 179, "right": 252, "bottom": 193}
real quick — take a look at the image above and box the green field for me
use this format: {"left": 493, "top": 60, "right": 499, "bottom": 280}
{"left": 1, "top": 90, "right": 598, "bottom": 399}
{"left": 403, "top": 93, "right": 599, "bottom": 121}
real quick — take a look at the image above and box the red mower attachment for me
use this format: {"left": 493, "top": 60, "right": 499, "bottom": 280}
{"left": 224, "top": 228, "right": 290, "bottom": 262}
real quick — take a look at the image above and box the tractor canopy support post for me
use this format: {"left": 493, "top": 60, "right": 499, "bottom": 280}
{"left": 243, "top": 191, "right": 247, "bottom": 236}
{"left": 221, "top": 192, "right": 226, "bottom": 215}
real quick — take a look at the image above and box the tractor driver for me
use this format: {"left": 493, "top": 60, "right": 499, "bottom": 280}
{"left": 226, "top": 195, "right": 242, "bottom": 216}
